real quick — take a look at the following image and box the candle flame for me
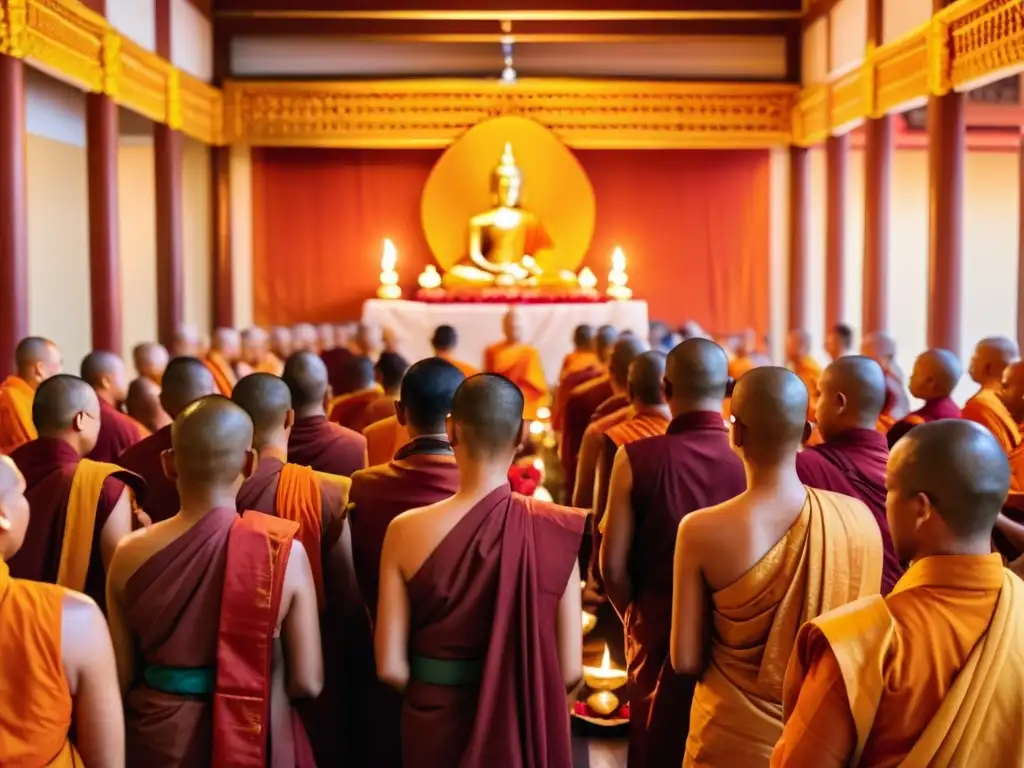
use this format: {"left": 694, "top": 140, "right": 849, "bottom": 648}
{"left": 601, "top": 644, "right": 611, "bottom": 671}
{"left": 611, "top": 247, "right": 626, "bottom": 272}
{"left": 382, "top": 239, "right": 398, "bottom": 271}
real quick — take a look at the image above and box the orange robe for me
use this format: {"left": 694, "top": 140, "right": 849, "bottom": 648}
{"left": 684, "top": 488, "right": 883, "bottom": 767}
{"left": 0, "top": 375, "right": 36, "bottom": 454}
{"left": 789, "top": 356, "right": 822, "bottom": 419}
{"left": 438, "top": 352, "right": 478, "bottom": 379}
{"left": 483, "top": 341, "right": 548, "bottom": 421}
{"left": 203, "top": 352, "right": 236, "bottom": 396}
{"left": 0, "top": 559, "right": 81, "bottom": 766}
{"left": 364, "top": 416, "right": 410, "bottom": 467}
{"left": 328, "top": 388, "right": 384, "bottom": 433}
{"left": 775, "top": 554, "right": 1022, "bottom": 768}
{"left": 962, "top": 387, "right": 1021, "bottom": 456}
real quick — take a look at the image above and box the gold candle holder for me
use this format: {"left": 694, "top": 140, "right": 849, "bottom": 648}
{"left": 377, "top": 238, "right": 402, "bottom": 300}
{"left": 582, "top": 644, "right": 628, "bottom": 716}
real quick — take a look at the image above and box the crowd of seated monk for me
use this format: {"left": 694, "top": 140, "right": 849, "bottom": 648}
{"left": 0, "top": 314, "right": 1023, "bottom": 768}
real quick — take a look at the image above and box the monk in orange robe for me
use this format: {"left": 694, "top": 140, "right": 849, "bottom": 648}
{"left": 572, "top": 336, "right": 648, "bottom": 511}
{"left": 483, "top": 308, "right": 548, "bottom": 420}
{"left": 862, "top": 330, "right": 910, "bottom": 428}
{"left": 8, "top": 375, "right": 145, "bottom": 611}
{"left": 887, "top": 348, "right": 963, "bottom": 448}
{"left": 203, "top": 327, "right": 241, "bottom": 396}
{"left": 601, "top": 340, "right": 745, "bottom": 768}
{"left": 0, "top": 336, "right": 62, "bottom": 454}
{"left": 430, "top": 324, "right": 478, "bottom": 377}
{"left": 119, "top": 357, "right": 216, "bottom": 525}
{"left": 132, "top": 341, "right": 169, "bottom": 385}
{"left": 347, "top": 357, "right": 464, "bottom": 767}
{"left": 0, "top": 455, "right": 125, "bottom": 766}
{"left": 364, "top": 415, "right": 411, "bottom": 467}
{"left": 362, "top": 351, "right": 409, "bottom": 428}
{"left": 560, "top": 324, "right": 599, "bottom": 380}
{"left": 376, "top": 374, "right": 585, "bottom": 767}
{"left": 785, "top": 329, "right": 822, "bottom": 419}
{"left": 824, "top": 322, "right": 854, "bottom": 362}
{"left": 962, "top": 336, "right": 1021, "bottom": 454}
{"left": 672, "top": 367, "right": 882, "bottom": 767}
{"left": 774, "top": 420, "right": 1024, "bottom": 767}
{"left": 328, "top": 355, "right": 384, "bottom": 432}
{"left": 554, "top": 324, "right": 616, "bottom": 432}
{"left": 80, "top": 351, "right": 147, "bottom": 462}
{"left": 106, "top": 396, "right": 323, "bottom": 767}
{"left": 283, "top": 351, "right": 367, "bottom": 477}
{"left": 242, "top": 326, "right": 284, "bottom": 376}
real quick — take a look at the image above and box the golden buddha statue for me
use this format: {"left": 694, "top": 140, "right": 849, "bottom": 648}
{"left": 445, "top": 143, "right": 575, "bottom": 289}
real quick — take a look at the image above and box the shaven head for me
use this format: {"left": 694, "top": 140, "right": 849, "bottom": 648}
{"left": 375, "top": 352, "right": 409, "bottom": 394}
{"left": 168, "top": 395, "right": 254, "bottom": 492}
{"left": 573, "top": 324, "right": 595, "bottom": 351}
{"left": 628, "top": 352, "right": 667, "bottom": 407}
{"left": 282, "top": 351, "right": 330, "bottom": 415}
{"left": 32, "top": 374, "right": 101, "bottom": 456}
{"left": 15, "top": 336, "right": 61, "bottom": 388}
{"left": 664, "top": 338, "right": 730, "bottom": 415}
{"left": 785, "top": 329, "right": 811, "bottom": 361}
{"left": 231, "top": 373, "right": 293, "bottom": 450}
{"left": 126, "top": 377, "right": 170, "bottom": 433}
{"left": 887, "top": 420, "right": 1010, "bottom": 561}
{"left": 596, "top": 326, "right": 618, "bottom": 363}
{"left": 132, "top": 342, "right": 169, "bottom": 383}
{"left": 731, "top": 367, "right": 808, "bottom": 465}
{"left": 815, "top": 356, "right": 886, "bottom": 440}
{"left": 908, "top": 348, "right": 962, "bottom": 401}
{"left": 80, "top": 350, "right": 128, "bottom": 403}
{"left": 449, "top": 374, "right": 524, "bottom": 462}
{"left": 609, "top": 335, "right": 650, "bottom": 389}
{"left": 398, "top": 358, "right": 465, "bottom": 435}
{"left": 160, "top": 357, "right": 217, "bottom": 419}
{"left": 861, "top": 331, "right": 897, "bottom": 368}
{"left": 970, "top": 336, "right": 1019, "bottom": 389}
{"left": 432, "top": 325, "right": 458, "bottom": 353}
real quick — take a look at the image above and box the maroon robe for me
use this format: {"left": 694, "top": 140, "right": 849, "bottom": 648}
{"left": 623, "top": 412, "right": 747, "bottom": 768}
{"left": 796, "top": 427, "right": 903, "bottom": 593}
{"left": 88, "top": 398, "right": 144, "bottom": 462}
{"left": 119, "top": 426, "right": 178, "bottom": 524}
{"left": 8, "top": 437, "right": 145, "bottom": 611}
{"left": 403, "top": 485, "right": 584, "bottom": 768}
{"left": 123, "top": 505, "right": 236, "bottom": 767}
{"left": 347, "top": 437, "right": 460, "bottom": 768}
{"left": 560, "top": 380, "right": 615, "bottom": 503}
{"left": 287, "top": 415, "right": 366, "bottom": 478}
{"left": 886, "top": 396, "right": 963, "bottom": 448}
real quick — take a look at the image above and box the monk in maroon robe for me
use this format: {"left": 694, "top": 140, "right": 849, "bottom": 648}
{"left": 105, "top": 396, "right": 323, "bottom": 768}
{"left": 376, "top": 374, "right": 585, "bottom": 767}
{"left": 119, "top": 357, "right": 216, "bottom": 525}
{"left": 346, "top": 357, "right": 464, "bottom": 767}
{"left": 797, "top": 355, "right": 903, "bottom": 593}
{"left": 886, "top": 348, "right": 963, "bottom": 448}
{"left": 8, "top": 375, "right": 144, "bottom": 611}
{"left": 80, "top": 351, "right": 146, "bottom": 462}
{"left": 284, "top": 352, "right": 367, "bottom": 477}
{"left": 601, "top": 339, "right": 746, "bottom": 768}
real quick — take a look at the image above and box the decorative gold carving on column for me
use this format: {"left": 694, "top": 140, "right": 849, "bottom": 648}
{"left": 943, "top": 0, "right": 1024, "bottom": 91}
{"left": 180, "top": 71, "right": 224, "bottom": 145}
{"left": 223, "top": 79, "right": 797, "bottom": 149}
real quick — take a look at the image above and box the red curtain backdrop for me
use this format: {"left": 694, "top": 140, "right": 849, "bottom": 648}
{"left": 252, "top": 147, "right": 770, "bottom": 336}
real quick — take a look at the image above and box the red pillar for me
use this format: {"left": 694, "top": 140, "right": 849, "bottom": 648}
{"left": 211, "top": 146, "right": 233, "bottom": 328}
{"left": 0, "top": 56, "right": 28, "bottom": 377}
{"left": 862, "top": 114, "right": 892, "bottom": 335}
{"left": 788, "top": 146, "right": 810, "bottom": 332}
{"left": 926, "top": 89, "right": 965, "bottom": 354}
{"left": 825, "top": 133, "right": 848, "bottom": 333}
{"left": 155, "top": 125, "right": 184, "bottom": 347}
{"left": 86, "top": 93, "right": 122, "bottom": 354}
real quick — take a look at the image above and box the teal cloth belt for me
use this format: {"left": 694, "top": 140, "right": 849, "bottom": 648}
{"left": 144, "top": 665, "right": 215, "bottom": 696}
{"left": 410, "top": 655, "right": 484, "bottom": 686}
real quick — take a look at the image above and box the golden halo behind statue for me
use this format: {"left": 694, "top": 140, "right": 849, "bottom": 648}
{"left": 421, "top": 116, "right": 596, "bottom": 275}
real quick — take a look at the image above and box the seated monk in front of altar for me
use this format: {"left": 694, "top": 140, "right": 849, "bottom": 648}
{"left": 445, "top": 142, "right": 575, "bottom": 289}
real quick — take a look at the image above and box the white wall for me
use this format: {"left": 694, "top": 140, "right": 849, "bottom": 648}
{"left": 182, "top": 137, "right": 212, "bottom": 332}
{"left": 107, "top": 0, "right": 156, "bottom": 53}
{"left": 117, "top": 139, "right": 159, "bottom": 362}
{"left": 171, "top": 0, "right": 213, "bottom": 81}
{"left": 230, "top": 144, "right": 254, "bottom": 329}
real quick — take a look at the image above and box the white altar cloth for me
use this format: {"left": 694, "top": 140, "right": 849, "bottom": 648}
{"left": 361, "top": 300, "right": 649, "bottom": 383}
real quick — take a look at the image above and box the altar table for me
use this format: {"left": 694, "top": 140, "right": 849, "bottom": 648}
{"left": 362, "top": 299, "right": 649, "bottom": 383}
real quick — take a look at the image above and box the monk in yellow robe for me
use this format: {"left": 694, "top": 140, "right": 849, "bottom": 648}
{"left": 774, "top": 420, "right": 1024, "bottom": 767}
{"left": 962, "top": 336, "right": 1021, "bottom": 455}
{"left": 0, "top": 455, "right": 125, "bottom": 766}
{"left": 483, "top": 308, "right": 548, "bottom": 420}
{"left": 672, "top": 367, "right": 882, "bottom": 767}
{"left": 785, "top": 329, "right": 822, "bottom": 420}
{"left": 560, "top": 324, "right": 599, "bottom": 380}
{"left": 0, "top": 337, "right": 62, "bottom": 454}
{"left": 431, "top": 325, "right": 478, "bottom": 377}
{"left": 204, "top": 327, "right": 241, "bottom": 396}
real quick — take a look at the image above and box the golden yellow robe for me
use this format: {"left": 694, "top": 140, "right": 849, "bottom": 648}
{"left": 684, "top": 487, "right": 883, "bottom": 767}
{"left": 962, "top": 388, "right": 1021, "bottom": 456}
{"left": 0, "top": 375, "right": 36, "bottom": 454}
{"left": 776, "top": 554, "right": 1023, "bottom": 768}
{"left": 483, "top": 341, "right": 548, "bottom": 420}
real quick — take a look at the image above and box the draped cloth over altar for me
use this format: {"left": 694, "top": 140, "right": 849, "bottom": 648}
{"left": 361, "top": 300, "right": 648, "bottom": 382}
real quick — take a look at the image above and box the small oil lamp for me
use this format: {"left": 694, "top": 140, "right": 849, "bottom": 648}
{"left": 606, "top": 247, "right": 632, "bottom": 300}
{"left": 377, "top": 239, "right": 402, "bottom": 299}
{"left": 583, "top": 644, "right": 628, "bottom": 716}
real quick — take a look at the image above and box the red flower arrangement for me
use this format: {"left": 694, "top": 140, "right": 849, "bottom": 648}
{"left": 508, "top": 464, "right": 543, "bottom": 497}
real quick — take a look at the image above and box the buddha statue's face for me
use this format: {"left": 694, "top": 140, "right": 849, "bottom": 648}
{"left": 493, "top": 170, "right": 522, "bottom": 208}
